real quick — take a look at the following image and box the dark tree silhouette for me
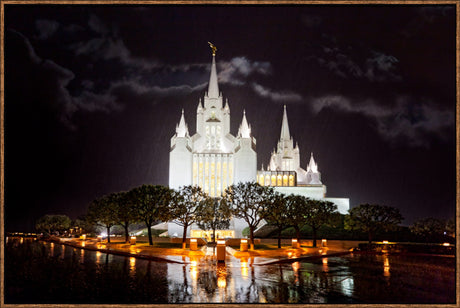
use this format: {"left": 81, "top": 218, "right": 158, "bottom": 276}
{"left": 86, "top": 195, "right": 118, "bottom": 243}
{"left": 224, "top": 182, "right": 274, "bottom": 250}
{"left": 195, "top": 196, "right": 231, "bottom": 243}
{"left": 303, "top": 200, "right": 338, "bottom": 247}
{"left": 130, "top": 185, "right": 172, "bottom": 246}
{"left": 261, "top": 192, "right": 289, "bottom": 248}
{"left": 170, "top": 185, "right": 207, "bottom": 248}
{"left": 345, "top": 203, "right": 403, "bottom": 243}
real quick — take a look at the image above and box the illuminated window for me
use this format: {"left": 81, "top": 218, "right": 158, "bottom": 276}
{"left": 277, "top": 175, "right": 282, "bottom": 186}
{"left": 283, "top": 175, "right": 288, "bottom": 186}
{"left": 229, "top": 162, "right": 233, "bottom": 185}
{"left": 289, "top": 175, "right": 295, "bottom": 186}
{"left": 271, "top": 175, "right": 276, "bottom": 186}
{"left": 199, "top": 162, "right": 203, "bottom": 187}
{"left": 193, "top": 161, "right": 198, "bottom": 185}
{"left": 265, "top": 175, "right": 270, "bottom": 186}
{"left": 259, "top": 175, "right": 265, "bottom": 186}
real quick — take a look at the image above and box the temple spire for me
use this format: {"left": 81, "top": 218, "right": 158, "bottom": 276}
{"left": 280, "top": 105, "right": 291, "bottom": 141}
{"left": 176, "top": 109, "right": 188, "bottom": 137}
{"left": 207, "top": 42, "right": 219, "bottom": 98}
{"left": 238, "top": 109, "right": 251, "bottom": 138}
{"left": 307, "top": 152, "right": 319, "bottom": 173}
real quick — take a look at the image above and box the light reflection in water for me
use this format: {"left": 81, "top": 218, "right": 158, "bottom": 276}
{"left": 292, "top": 261, "right": 300, "bottom": 284}
{"left": 322, "top": 258, "right": 329, "bottom": 272}
{"left": 50, "top": 242, "right": 54, "bottom": 257}
{"left": 129, "top": 257, "right": 136, "bottom": 277}
{"left": 384, "top": 256, "right": 390, "bottom": 277}
{"left": 217, "top": 263, "right": 227, "bottom": 289}
{"left": 96, "top": 251, "right": 102, "bottom": 264}
{"left": 80, "top": 249, "right": 85, "bottom": 263}
{"left": 190, "top": 260, "right": 198, "bottom": 281}
{"left": 81, "top": 241, "right": 85, "bottom": 248}
{"left": 241, "top": 258, "right": 249, "bottom": 279}
{"left": 61, "top": 245, "right": 66, "bottom": 259}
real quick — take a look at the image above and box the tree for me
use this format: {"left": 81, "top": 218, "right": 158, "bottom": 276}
{"left": 284, "top": 195, "right": 310, "bottom": 243}
{"left": 345, "top": 203, "right": 403, "bottom": 244}
{"left": 35, "top": 214, "right": 71, "bottom": 235}
{"left": 445, "top": 217, "right": 455, "bottom": 238}
{"left": 86, "top": 195, "right": 118, "bottom": 243}
{"left": 195, "top": 196, "right": 231, "bottom": 243}
{"left": 170, "top": 185, "right": 207, "bottom": 249}
{"left": 303, "top": 200, "right": 338, "bottom": 247}
{"left": 223, "top": 182, "right": 274, "bottom": 250}
{"left": 130, "top": 185, "right": 172, "bottom": 246}
{"left": 410, "top": 217, "right": 447, "bottom": 242}
{"left": 72, "top": 216, "right": 96, "bottom": 235}
{"left": 261, "top": 193, "right": 289, "bottom": 248}
{"left": 113, "top": 191, "right": 138, "bottom": 243}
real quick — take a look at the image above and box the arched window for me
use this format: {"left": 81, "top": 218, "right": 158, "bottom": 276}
{"left": 289, "top": 175, "right": 295, "bottom": 186}
{"left": 259, "top": 175, "right": 265, "bottom": 186}
{"left": 283, "top": 175, "right": 288, "bottom": 186}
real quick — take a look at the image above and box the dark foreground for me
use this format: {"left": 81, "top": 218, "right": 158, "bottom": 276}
{"left": 4, "top": 238, "right": 456, "bottom": 304}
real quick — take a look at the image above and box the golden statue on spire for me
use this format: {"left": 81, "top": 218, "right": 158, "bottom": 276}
{"left": 208, "top": 41, "right": 217, "bottom": 56}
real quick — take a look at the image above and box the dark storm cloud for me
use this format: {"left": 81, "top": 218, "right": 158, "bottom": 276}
{"left": 9, "top": 29, "right": 120, "bottom": 129}
{"left": 311, "top": 95, "right": 454, "bottom": 147}
{"left": 35, "top": 19, "right": 60, "bottom": 40}
{"left": 315, "top": 46, "right": 400, "bottom": 82}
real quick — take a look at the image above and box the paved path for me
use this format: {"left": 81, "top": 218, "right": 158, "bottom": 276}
{"left": 52, "top": 238, "right": 351, "bottom": 265}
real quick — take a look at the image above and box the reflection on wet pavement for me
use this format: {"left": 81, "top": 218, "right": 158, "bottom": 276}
{"left": 7, "top": 240, "right": 456, "bottom": 304}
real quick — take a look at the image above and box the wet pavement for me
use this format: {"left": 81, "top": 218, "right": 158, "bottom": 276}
{"left": 5, "top": 238, "right": 456, "bottom": 304}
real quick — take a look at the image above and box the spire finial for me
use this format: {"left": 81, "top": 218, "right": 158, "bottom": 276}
{"left": 208, "top": 41, "right": 217, "bottom": 56}
{"left": 207, "top": 43, "right": 219, "bottom": 98}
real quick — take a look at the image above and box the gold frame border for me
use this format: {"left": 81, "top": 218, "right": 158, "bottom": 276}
{"left": 0, "top": 1, "right": 458, "bottom": 308}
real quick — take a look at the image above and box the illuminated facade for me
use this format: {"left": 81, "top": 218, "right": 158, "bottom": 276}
{"left": 258, "top": 106, "right": 349, "bottom": 214}
{"left": 168, "top": 49, "right": 256, "bottom": 238}
{"left": 168, "top": 47, "right": 349, "bottom": 239}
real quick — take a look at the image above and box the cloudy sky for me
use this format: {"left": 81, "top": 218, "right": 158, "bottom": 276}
{"left": 4, "top": 4, "right": 456, "bottom": 231}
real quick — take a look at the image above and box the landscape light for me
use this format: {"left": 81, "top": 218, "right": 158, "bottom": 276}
{"left": 443, "top": 243, "right": 450, "bottom": 246}
{"left": 217, "top": 240, "right": 226, "bottom": 245}
{"left": 382, "top": 240, "right": 389, "bottom": 244}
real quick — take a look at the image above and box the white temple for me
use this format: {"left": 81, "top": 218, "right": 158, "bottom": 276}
{"left": 167, "top": 45, "right": 349, "bottom": 239}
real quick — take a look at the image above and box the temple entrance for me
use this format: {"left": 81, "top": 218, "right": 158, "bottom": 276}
{"left": 190, "top": 229, "right": 235, "bottom": 241}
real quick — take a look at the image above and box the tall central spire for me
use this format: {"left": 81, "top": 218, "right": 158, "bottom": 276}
{"left": 207, "top": 42, "right": 219, "bottom": 98}
{"left": 280, "top": 105, "right": 291, "bottom": 141}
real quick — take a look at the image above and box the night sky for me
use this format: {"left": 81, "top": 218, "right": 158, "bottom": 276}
{"left": 4, "top": 4, "right": 457, "bottom": 232}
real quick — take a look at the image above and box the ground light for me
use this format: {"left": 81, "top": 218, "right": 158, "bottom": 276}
{"left": 217, "top": 240, "right": 226, "bottom": 262}
{"left": 130, "top": 236, "right": 136, "bottom": 245}
{"left": 292, "top": 238, "right": 299, "bottom": 248}
{"left": 190, "top": 238, "right": 198, "bottom": 251}
{"left": 240, "top": 239, "right": 248, "bottom": 252}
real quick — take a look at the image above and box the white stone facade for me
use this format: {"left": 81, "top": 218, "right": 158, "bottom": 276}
{"left": 168, "top": 50, "right": 349, "bottom": 239}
